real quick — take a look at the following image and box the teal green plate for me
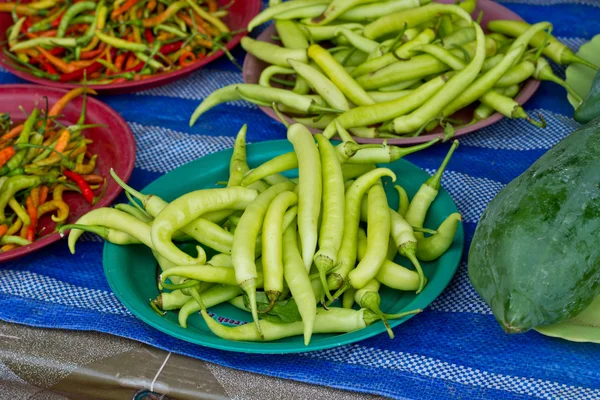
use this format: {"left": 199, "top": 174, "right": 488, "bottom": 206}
{"left": 103, "top": 140, "right": 464, "bottom": 354}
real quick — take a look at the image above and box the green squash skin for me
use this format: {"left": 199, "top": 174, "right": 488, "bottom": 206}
{"left": 468, "top": 119, "right": 600, "bottom": 333}
{"left": 574, "top": 70, "right": 600, "bottom": 124}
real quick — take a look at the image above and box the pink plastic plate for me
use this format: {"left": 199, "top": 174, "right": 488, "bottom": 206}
{"left": 242, "top": 0, "right": 540, "bottom": 145}
{"left": 0, "top": 0, "right": 261, "bottom": 94}
{"left": 0, "top": 85, "right": 136, "bottom": 263}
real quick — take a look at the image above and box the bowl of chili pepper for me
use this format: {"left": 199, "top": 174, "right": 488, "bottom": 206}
{"left": 0, "top": 84, "right": 135, "bottom": 262}
{"left": 239, "top": 0, "right": 543, "bottom": 145}
{"left": 0, "top": 0, "right": 261, "bottom": 93}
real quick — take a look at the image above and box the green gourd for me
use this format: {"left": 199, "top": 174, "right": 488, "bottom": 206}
{"left": 468, "top": 119, "right": 600, "bottom": 333}
{"left": 574, "top": 70, "right": 600, "bottom": 124}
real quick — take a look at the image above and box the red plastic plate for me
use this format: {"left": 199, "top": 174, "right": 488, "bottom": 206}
{"left": 0, "top": 0, "right": 261, "bottom": 93}
{"left": 0, "top": 85, "right": 136, "bottom": 262}
{"left": 242, "top": 0, "right": 540, "bottom": 145}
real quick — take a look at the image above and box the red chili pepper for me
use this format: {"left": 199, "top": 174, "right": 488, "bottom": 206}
{"left": 40, "top": 60, "right": 58, "bottom": 75}
{"left": 124, "top": 51, "right": 141, "bottom": 70}
{"left": 51, "top": 11, "right": 65, "bottom": 28}
{"left": 48, "top": 47, "right": 65, "bottom": 57}
{"left": 30, "top": 47, "right": 66, "bottom": 65}
{"left": 79, "top": 42, "right": 106, "bottom": 60}
{"left": 159, "top": 41, "right": 183, "bottom": 55}
{"left": 63, "top": 169, "right": 94, "bottom": 204}
{"left": 21, "top": 18, "right": 31, "bottom": 34}
{"left": 0, "top": 146, "right": 16, "bottom": 170}
{"left": 25, "top": 195, "right": 38, "bottom": 242}
{"left": 58, "top": 48, "right": 117, "bottom": 82}
{"left": 144, "top": 28, "right": 154, "bottom": 44}
{"left": 114, "top": 52, "right": 128, "bottom": 71}
{"left": 39, "top": 185, "right": 49, "bottom": 205}
{"left": 122, "top": 61, "right": 145, "bottom": 73}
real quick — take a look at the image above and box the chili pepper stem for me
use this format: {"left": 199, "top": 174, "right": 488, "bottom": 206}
{"left": 361, "top": 292, "right": 394, "bottom": 339}
{"left": 386, "top": 23, "right": 408, "bottom": 55}
{"left": 327, "top": 280, "right": 350, "bottom": 307}
{"left": 160, "top": 279, "right": 200, "bottom": 291}
{"left": 546, "top": 75, "right": 583, "bottom": 106}
{"left": 339, "top": 142, "right": 382, "bottom": 159}
{"left": 189, "top": 286, "right": 208, "bottom": 311}
{"left": 426, "top": 140, "right": 458, "bottom": 190}
{"left": 566, "top": 54, "right": 599, "bottom": 71}
{"left": 152, "top": 295, "right": 163, "bottom": 310}
{"left": 391, "top": 138, "right": 441, "bottom": 161}
{"left": 334, "top": 121, "right": 354, "bottom": 143}
{"left": 92, "top": 179, "right": 108, "bottom": 205}
{"left": 383, "top": 309, "right": 422, "bottom": 320}
{"left": 110, "top": 168, "right": 149, "bottom": 205}
{"left": 271, "top": 102, "right": 290, "bottom": 129}
{"left": 240, "top": 278, "right": 263, "bottom": 339}
{"left": 526, "top": 113, "right": 547, "bottom": 128}
{"left": 259, "top": 293, "right": 278, "bottom": 314}
{"left": 401, "top": 245, "right": 426, "bottom": 294}
{"left": 322, "top": 300, "right": 330, "bottom": 311}
{"left": 125, "top": 191, "right": 147, "bottom": 214}
{"left": 363, "top": 309, "right": 422, "bottom": 326}
{"left": 314, "top": 256, "right": 335, "bottom": 302}
{"left": 150, "top": 299, "right": 167, "bottom": 316}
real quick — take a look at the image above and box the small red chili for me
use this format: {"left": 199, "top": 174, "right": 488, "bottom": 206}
{"left": 40, "top": 60, "right": 58, "bottom": 75}
{"left": 25, "top": 195, "right": 38, "bottom": 242}
{"left": 144, "top": 28, "right": 154, "bottom": 44}
{"left": 158, "top": 41, "right": 183, "bottom": 55}
{"left": 63, "top": 169, "right": 94, "bottom": 204}
{"left": 51, "top": 11, "right": 65, "bottom": 28}
{"left": 179, "top": 51, "right": 196, "bottom": 67}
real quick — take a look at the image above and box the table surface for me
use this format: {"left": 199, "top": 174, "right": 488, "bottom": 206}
{"left": 0, "top": 320, "right": 382, "bottom": 399}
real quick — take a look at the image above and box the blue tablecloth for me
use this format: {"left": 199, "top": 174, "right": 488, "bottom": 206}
{"left": 1, "top": 1, "right": 599, "bottom": 398}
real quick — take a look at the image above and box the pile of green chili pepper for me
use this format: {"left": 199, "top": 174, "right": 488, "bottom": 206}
{"left": 0, "top": 88, "right": 106, "bottom": 253}
{"left": 63, "top": 122, "right": 461, "bottom": 344}
{"left": 189, "top": 0, "right": 599, "bottom": 139}
{"left": 1, "top": 0, "right": 233, "bottom": 84}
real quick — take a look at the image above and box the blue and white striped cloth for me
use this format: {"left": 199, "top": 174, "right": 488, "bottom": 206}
{"left": 1, "top": 1, "right": 599, "bottom": 398}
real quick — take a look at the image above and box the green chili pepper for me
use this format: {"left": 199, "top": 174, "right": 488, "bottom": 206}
{"left": 8, "top": 17, "right": 26, "bottom": 46}
{"left": 95, "top": 31, "right": 149, "bottom": 53}
{"left": 416, "top": 212, "right": 462, "bottom": 261}
{"left": 6, "top": 150, "right": 27, "bottom": 172}
{"left": 56, "top": 1, "right": 96, "bottom": 38}
{"left": 153, "top": 23, "right": 187, "bottom": 38}
{"left": 18, "top": 108, "right": 39, "bottom": 145}
{"left": 65, "top": 208, "right": 156, "bottom": 253}
{"left": 200, "top": 307, "right": 421, "bottom": 342}
{"left": 134, "top": 52, "right": 165, "bottom": 70}
{"left": 28, "top": 5, "right": 66, "bottom": 32}
{"left": 0, "top": 175, "right": 49, "bottom": 220}
{"left": 23, "top": 133, "right": 44, "bottom": 165}
{"left": 10, "top": 37, "right": 77, "bottom": 52}
{"left": 70, "top": 15, "right": 96, "bottom": 25}
{"left": 75, "top": 2, "right": 104, "bottom": 47}
{"left": 0, "top": 235, "right": 32, "bottom": 246}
